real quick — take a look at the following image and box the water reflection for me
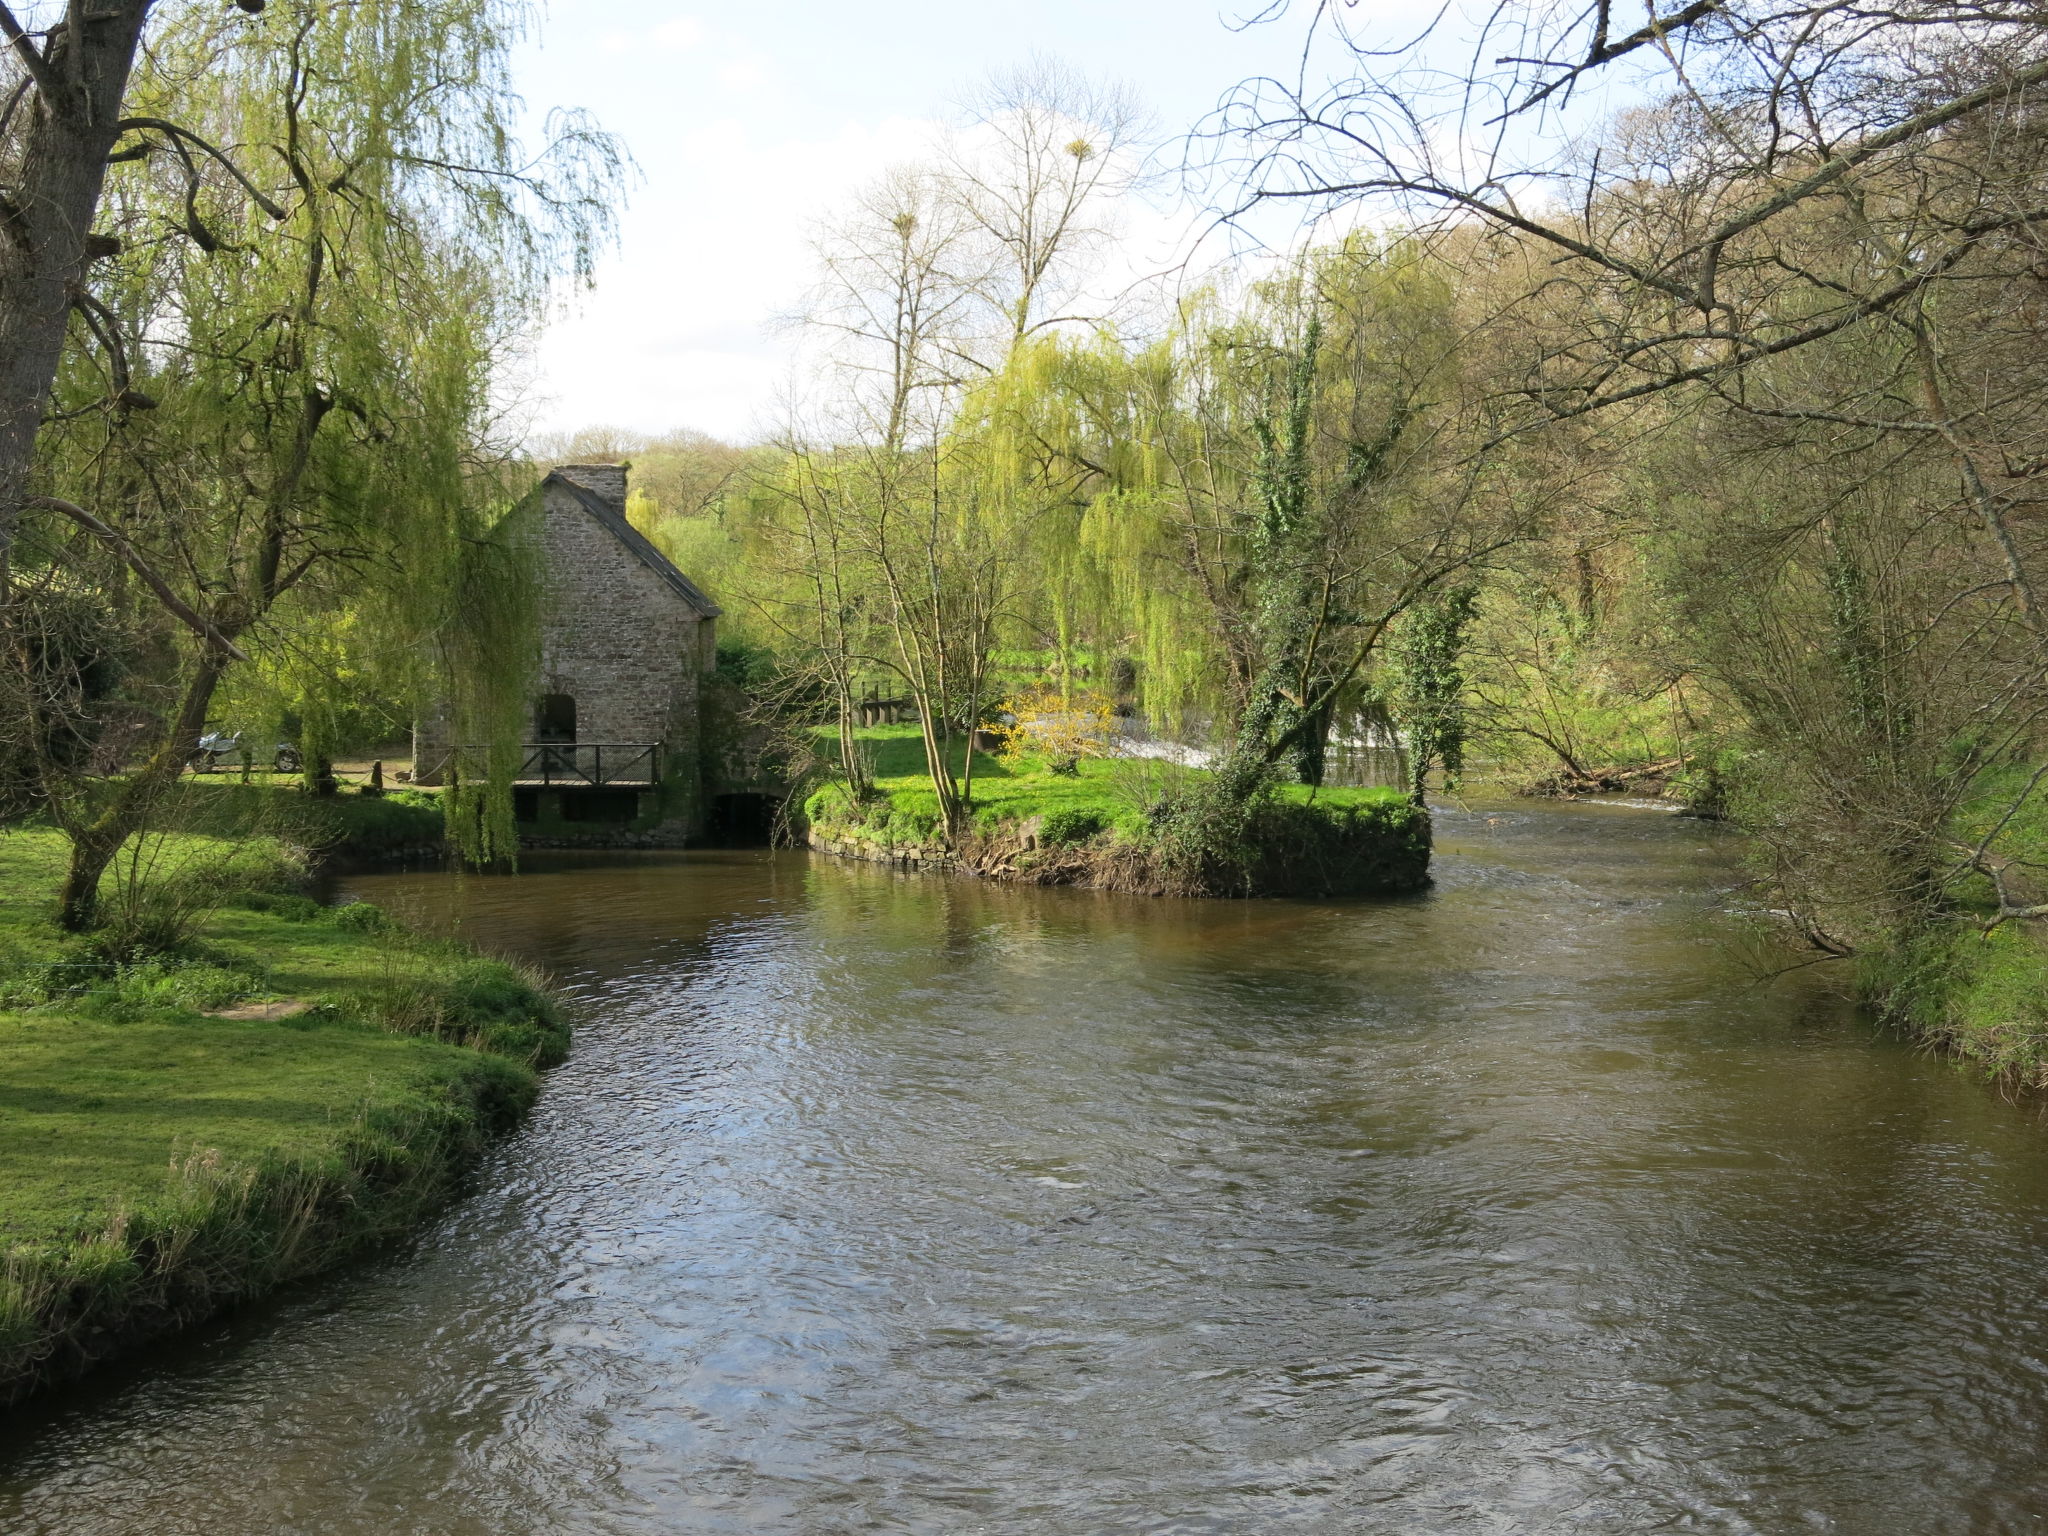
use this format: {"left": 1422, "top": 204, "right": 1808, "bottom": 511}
{"left": 6, "top": 804, "right": 2048, "bottom": 1533}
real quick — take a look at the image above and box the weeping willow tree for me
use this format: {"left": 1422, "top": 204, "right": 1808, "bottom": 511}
{"left": 994, "top": 238, "right": 1547, "bottom": 798}
{"left": 17, "top": 0, "right": 620, "bottom": 927}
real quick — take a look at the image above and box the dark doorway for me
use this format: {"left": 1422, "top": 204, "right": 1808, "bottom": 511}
{"left": 705, "top": 792, "right": 779, "bottom": 846}
{"left": 534, "top": 693, "right": 577, "bottom": 743}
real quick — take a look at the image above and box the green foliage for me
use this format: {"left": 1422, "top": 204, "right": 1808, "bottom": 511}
{"left": 17, "top": 0, "right": 620, "bottom": 912}
{"left": 1039, "top": 807, "right": 1109, "bottom": 845}
{"left": 1385, "top": 584, "right": 1479, "bottom": 801}
{"left": 0, "top": 583, "right": 137, "bottom": 823}
{"left": 331, "top": 900, "right": 393, "bottom": 934}
{"left": 0, "top": 822, "right": 563, "bottom": 1402}
{"left": 712, "top": 640, "right": 784, "bottom": 692}
{"left": 168, "top": 779, "right": 445, "bottom": 859}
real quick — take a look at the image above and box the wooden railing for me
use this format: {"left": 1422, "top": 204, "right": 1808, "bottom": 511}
{"left": 513, "top": 742, "right": 661, "bottom": 786}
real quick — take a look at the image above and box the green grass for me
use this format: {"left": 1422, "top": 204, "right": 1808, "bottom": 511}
{"left": 819, "top": 724, "right": 1151, "bottom": 840}
{"left": 1859, "top": 761, "right": 2048, "bottom": 1083}
{"left": 805, "top": 724, "right": 1427, "bottom": 895}
{"left": 0, "top": 820, "right": 558, "bottom": 1403}
{"left": 164, "top": 778, "right": 446, "bottom": 857}
{"left": 1864, "top": 922, "right": 2048, "bottom": 1083}
{"left": 0, "top": 1013, "right": 515, "bottom": 1247}
{"left": 814, "top": 723, "right": 1409, "bottom": 837}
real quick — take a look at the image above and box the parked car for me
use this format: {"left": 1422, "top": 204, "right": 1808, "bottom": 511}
{"left": 186, "top": 731, "right": 241, "bottom": 772}
{"left": 187, "top": 733, "right": 305, "bottom": 773}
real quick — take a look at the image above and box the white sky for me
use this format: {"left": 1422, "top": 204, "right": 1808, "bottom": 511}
{"left": 508, "top": 1, "right": 1331, "bottom": 444}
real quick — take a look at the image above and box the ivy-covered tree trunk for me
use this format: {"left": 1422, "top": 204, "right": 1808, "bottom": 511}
{"left": 1386, "top": 584, "right": 1479, "bottom": 805}
{"left": 1205, "top": 317, "right": 1324, "bottom": 813}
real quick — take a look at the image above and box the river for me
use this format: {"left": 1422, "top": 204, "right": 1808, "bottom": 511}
{"left": 6, "top": 801, "right": 2048, "bottom": 1533}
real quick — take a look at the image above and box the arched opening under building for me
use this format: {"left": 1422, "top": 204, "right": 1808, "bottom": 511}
{"left": 704, "top": 792, "right": 779, "bottom": 847}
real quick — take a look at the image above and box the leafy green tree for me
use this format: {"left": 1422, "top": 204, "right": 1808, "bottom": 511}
{"left": 17, "top": 0, "right": 621, "bottom": 926}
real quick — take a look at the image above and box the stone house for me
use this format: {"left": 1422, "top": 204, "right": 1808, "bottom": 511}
{"left": 413, "top": 463, "right": 722, "bottom": 840}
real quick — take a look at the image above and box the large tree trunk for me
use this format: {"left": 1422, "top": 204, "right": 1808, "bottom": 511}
{"left": 0, "top": 2, "right": 154, "bottom": 574}
{"left": 56, "top": 646, "right": 225, "bottom": 932}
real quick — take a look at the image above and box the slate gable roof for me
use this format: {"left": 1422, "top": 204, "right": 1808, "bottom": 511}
{"left": 545, "top": 468, "right": 723, "bottom": 619}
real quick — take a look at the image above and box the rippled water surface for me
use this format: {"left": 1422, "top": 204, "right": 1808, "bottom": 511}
{"left": 9, "top": 803, "right": 2048, "bottom": 1533}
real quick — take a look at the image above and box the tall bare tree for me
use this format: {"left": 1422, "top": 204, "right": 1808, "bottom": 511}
{"left": 946, "top": 57, "right": 1147, "bottom": 346}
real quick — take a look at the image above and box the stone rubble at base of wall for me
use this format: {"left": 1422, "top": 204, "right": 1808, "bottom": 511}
{"left": 807, "top": 832, "right": 960, "bottom": 872}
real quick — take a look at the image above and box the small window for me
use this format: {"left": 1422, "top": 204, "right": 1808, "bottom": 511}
{"left": 535, "top": 693, "right": 576, "bottom": 742}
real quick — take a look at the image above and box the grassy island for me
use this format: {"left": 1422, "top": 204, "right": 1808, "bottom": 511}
{"left": 804, "top": 725, "right": 1430, "bottom": 898}
{"left": 0, "top": 799, "right": 558, "bottom": 1407}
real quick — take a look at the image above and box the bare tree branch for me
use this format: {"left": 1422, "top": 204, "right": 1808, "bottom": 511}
{"left": 25, "top": 496, "right": 250, "bottom": 661}
{"left": 0, "top": 2, "right": 69, "bottom": 111}
{"left": 115, "top": 116, "right": 289, "bottom": 219}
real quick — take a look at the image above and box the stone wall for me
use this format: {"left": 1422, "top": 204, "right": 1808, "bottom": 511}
{"left": 537, "top": 468, "right": 709, "bottom": 764}
{"left": 807, "top": 829, "right": 960, "bottom": 872}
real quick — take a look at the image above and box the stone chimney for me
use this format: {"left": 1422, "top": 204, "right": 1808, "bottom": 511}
{"left": 555, "top": 462, "right": 628, "bottom": 509}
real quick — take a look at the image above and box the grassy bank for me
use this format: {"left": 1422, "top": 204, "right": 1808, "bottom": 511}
{"left": 803, "top": 725, "right": 1430, "bottom": 897}
{"left": 1860, "top": 765, "right": 2048, "bottom": 1084}
{"left": 164, "top": 777, "right": 447, "bottom": 860}
{"left": 1866, "top": 923, "right": 2048, "bottom": 1084}
{"left": 0, "top": 821, "right": 558, "bottom": 1406}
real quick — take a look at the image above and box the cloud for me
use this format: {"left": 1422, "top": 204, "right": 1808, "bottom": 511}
{"left": 507, "top": 1, "right": 1276, "bottom": 444}
{"left": 525, "top": 111, "right": 942, "bottom": 441}
{"left": 716, "top": 57, "right": 767, "bottom": 91}
{"left": 650, "top": 16, "right": 704, "bottom": 50}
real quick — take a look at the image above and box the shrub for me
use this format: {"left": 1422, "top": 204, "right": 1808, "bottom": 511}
{"left": 1143, "top": 781, "right": 1429, "bottom": 897}
{"left": 331, "top": 900, "right": 393, "bottom": 933}
{"left": 231, "top": 890, "right": 323, "bottom": 921}
{"left": 86, "top": 832, "right": 310, "bottom": 963}
{"left": 1038, "top": 807, "right": 1108, "bottom": 846}
{"left": 74, "top": 958, "right": 263, "bottom": 1021}
{"left": 0, "top": 934, "right": 101, "bottom": 1008}
{"left": 992, "top": 685, "right": 1114, "bottom": 770}
{"left": 83, "top": 894, "right": 208, "bottom": 966}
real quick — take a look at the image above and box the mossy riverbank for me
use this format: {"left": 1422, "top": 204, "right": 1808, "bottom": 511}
{"left": 1858, "top": 765, "right": 2048, "bottom": 1086}
{"left": 170, "top": 777, "right": 449, "bottom": 861}
{"left": 804, "top": 725, "right": 1431, "bottom": 898}
{"left": 0, "top": 814, "right": 560, "bottom": 1407}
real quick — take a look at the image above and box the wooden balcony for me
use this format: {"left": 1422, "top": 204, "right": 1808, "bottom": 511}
{"left": 511, "top": 742, "right": 661, "bottom": 787}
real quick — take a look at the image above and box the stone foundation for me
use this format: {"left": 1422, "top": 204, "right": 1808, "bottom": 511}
{"left": 807, "top": 831, "right": 959, "bottom": 872}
